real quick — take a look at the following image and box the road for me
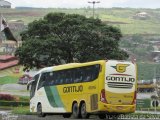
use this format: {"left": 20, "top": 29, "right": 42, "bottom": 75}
{"left": 0, "top": 113, "right": 100, "bottom": 120}
{"left": 1, "top": 112, "right": 160, "bottom": 120}
{"left": 137, "top": 92, "right": 157, "bottom": 99}
{"left": 0, "top": 84, "right": 29, "bottom": 96}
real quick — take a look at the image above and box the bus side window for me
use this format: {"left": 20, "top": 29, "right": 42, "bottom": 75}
{"left": 54, "top": 72, "right": 59, "bottom": 85}
{"left": 48, "top": 72, "right": 55, "bottom": 86}
{"left": 84, "top": 67, "right": 91, "bottom": 82}
{"left": 79, "top": 68, "right": 84, "bottom": 82}
{"left": 70, "top": 69, "right": 75, "bottom": 84}
{"left": 60, "top": 71, "right": 64, "bottom": 84}
{"left": 74, "top": 68, "right": 81, "bottom": 83}
{"left": 83, "top": 64, "right": 100, "bottom": 82}
{"left": 65, "top": 71, "right": 69, "bottom": 84}
{"left": 92, "top": 64, "right": 100, "bottom": 80}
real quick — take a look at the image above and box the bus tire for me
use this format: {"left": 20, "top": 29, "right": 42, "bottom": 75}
{"left": 37, "top": 103, "right": 46, "bottom": 117}
{"left": 98, "top": 114, "right": 106, "bottom": 119}
{"left": 72, "top": 102, "right": 80, "bottom": 118}
{"left": 80, "top": 102, "right": 90, "bottom": 119}
{"left": 63, "top": 113, "right": 71, "bottom": 118}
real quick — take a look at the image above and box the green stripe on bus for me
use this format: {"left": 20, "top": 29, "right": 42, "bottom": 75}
{"left": 44, "top": 86, "right": 64, "bottom": 108}
{"left": 44, "top": 86, "right": 58, "bottom": 107}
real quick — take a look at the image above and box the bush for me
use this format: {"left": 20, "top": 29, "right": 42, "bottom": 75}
{"left": 19, "top": 96, "right": 29, "bottom": 101}
{"left": 0, "top": 101, "right": 29, "bottom": 107}
{"left": 0, "top": 94, "right": 15, "bottom": 101}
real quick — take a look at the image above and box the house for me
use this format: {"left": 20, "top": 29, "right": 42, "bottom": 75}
{"left": 8, "top": 20, "right": 25, "bottom": 31}
{"left": 133, "top": 12, "right": 150, "bottom": 20}
{"left": 0, "top": 0, "right": 11, "bottom": 8}
{"left": 0, "top": 40, "right": 17, "bottom": 55}
{"left": 136, "top": 12, "right": 148, "bottom": 17}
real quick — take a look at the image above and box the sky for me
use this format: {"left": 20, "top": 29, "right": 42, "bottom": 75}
{"left": 6, "top": 0, "right": 160, "bottom": 8}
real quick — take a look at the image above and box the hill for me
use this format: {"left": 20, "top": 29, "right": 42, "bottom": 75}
{"left": 0, "top": 7, "right": 160, "bottom": 35}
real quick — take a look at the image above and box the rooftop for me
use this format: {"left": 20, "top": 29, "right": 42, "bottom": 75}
{"left": 0, "top": 60, "right": 18, "bottom": 70}
{"left": 0, "top": 55, "right": 19, "bottom": 70}
{"left": 0, "top": 55, "right": 17, "bottom": 61}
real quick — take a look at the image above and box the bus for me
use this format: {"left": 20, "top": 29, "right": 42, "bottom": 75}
{"left": 27, "top": 60, "right": 137, "bottom": 119}
{"left": 137, "top": 80, "right": 155, "bottom": 93}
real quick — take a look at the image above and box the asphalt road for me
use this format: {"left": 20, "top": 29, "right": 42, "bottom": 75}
{"left": 2, "top": 112, "right": 160, "bottom": 120}
{"left": 1, "top": 114, "right": 101, "bottom": 120}
{"left": 0, "top": 83, "right": 29, "bottom": 96}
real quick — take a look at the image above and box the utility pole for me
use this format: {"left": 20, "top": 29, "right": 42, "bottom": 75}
{"left": 88, "top": 1, "right": 100, "bottom": 18}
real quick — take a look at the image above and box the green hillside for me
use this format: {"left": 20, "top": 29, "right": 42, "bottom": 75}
{"left": 1, "top": 7, "right": 160, "bottom": 35}
{"left": 137, "top": 62, "right": 160, "bottom": 80}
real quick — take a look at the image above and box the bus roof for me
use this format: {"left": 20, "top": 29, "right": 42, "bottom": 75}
{"left": 35, "top": 59, "right": 134, "bottom": 75}
{"left": 35, "top": 60, "right": 105, "bottom": 75}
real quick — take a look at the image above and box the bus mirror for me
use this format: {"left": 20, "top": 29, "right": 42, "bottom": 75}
{"left": 27, "top": 80, "right": 35, "bottom": 91}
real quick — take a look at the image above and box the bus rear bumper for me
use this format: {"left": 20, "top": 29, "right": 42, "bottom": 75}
{"left": 98, "top": 102, "right": 136, "bottom": 113}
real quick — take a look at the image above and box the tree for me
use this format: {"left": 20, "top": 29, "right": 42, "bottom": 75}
{"left": 15, "top": 12, "right": 128, "bottom": 70}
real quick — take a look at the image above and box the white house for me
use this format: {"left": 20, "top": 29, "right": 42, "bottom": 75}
{"left": 0, "top": 0, "right": 11, "bottom": 8}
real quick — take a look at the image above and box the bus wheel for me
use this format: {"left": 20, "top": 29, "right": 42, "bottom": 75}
{"left": 63, "top": 113, "right": 71, "bottom": 118}
{"left": 98, "top": 114, "right": 106, "bottom": 119}
{"left": 37, "top": 103, "right": 46, "bottom": 117}
{"left": 80, "top": 102, "right": 90, "bottom": 119}
{"left": 72, "top": 102, "right": 80, "bottom": 118}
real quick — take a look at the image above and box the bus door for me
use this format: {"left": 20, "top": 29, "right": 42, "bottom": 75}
{"left": 27, "top": 74, "right": 40, "bottom": 112}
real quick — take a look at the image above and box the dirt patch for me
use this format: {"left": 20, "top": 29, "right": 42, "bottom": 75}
{"left": 103, "top": 20, "right": 129, "bottom": 24}
{"left": 3, "top": 12, "right": 43, "bottom": 17}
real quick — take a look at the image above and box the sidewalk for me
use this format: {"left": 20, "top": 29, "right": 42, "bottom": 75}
{"left": 136, "top": 110, "right": 160, "bottom": 114}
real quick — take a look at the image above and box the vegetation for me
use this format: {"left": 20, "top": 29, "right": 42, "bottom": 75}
{"left": 0, "top": 95, "right": 30, "bottom": 114}
{"left": 137, "top": 62, "right": 160, "bottom": 80}
{"left": 120, "top": 34, "right": 154, "bottom": 61}
{"left": 0, "top": 76, "right": 18, "bottom": 84}
{"left": 12, "top": 106, "right": 32, "bottom": 115}
{"left": 0, "top": 94, "right": 29, "bottom": 107}
{"left": 1, "top": 7, "right": 160, "bottom": 35}
{"left": 0, "top": 94, "right": 15, "bottom": 101}
{"left": 15, "top": 12, "right": 128, "bottom": 70}
{"left": 0, "top": 101, "right": 29, "bottom": 107}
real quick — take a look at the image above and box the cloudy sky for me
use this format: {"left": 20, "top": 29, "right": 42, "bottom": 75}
{"left": 6, "top": 0, "right": 160, "bottom": 8}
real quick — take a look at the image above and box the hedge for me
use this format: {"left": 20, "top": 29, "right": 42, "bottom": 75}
{"left": 0, "top": 101, "right": 29, "bottom": 107}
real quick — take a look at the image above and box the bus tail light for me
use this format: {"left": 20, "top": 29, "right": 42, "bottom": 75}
{"left": 131, "top": 91, "right": 137, "bottom": 104}
{"left": 100, "top": 89, "right": 107, "bottom": 103}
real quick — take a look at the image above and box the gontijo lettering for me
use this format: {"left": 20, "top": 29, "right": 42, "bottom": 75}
{"left": 106, "top": 76, "right": 135, "bottom": 83}
{"left": 63, "top": 85, "right": 83, "bottom": 93}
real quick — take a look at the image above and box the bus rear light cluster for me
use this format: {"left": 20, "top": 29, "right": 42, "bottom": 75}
{"left": 100, "top": 89, "right": 107, "bottom": 103}
{"left": 131, "top": 91, "right": 137, "bottom": 104}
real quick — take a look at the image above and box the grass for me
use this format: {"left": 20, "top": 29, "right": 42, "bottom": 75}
{"left": 18, "top": 96, "right": 29, "bottom": 101}
{"left": 0, "top": 76, "right": 19, "bottom": 84}
{"left": 0, "top": 106, "right": 32, "bottom": 115}
{"left": 137, "top": 62, "right": 160, "bottom": 80}
{"left": 12, "top": 106, "right": 32, "bottom": 115}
